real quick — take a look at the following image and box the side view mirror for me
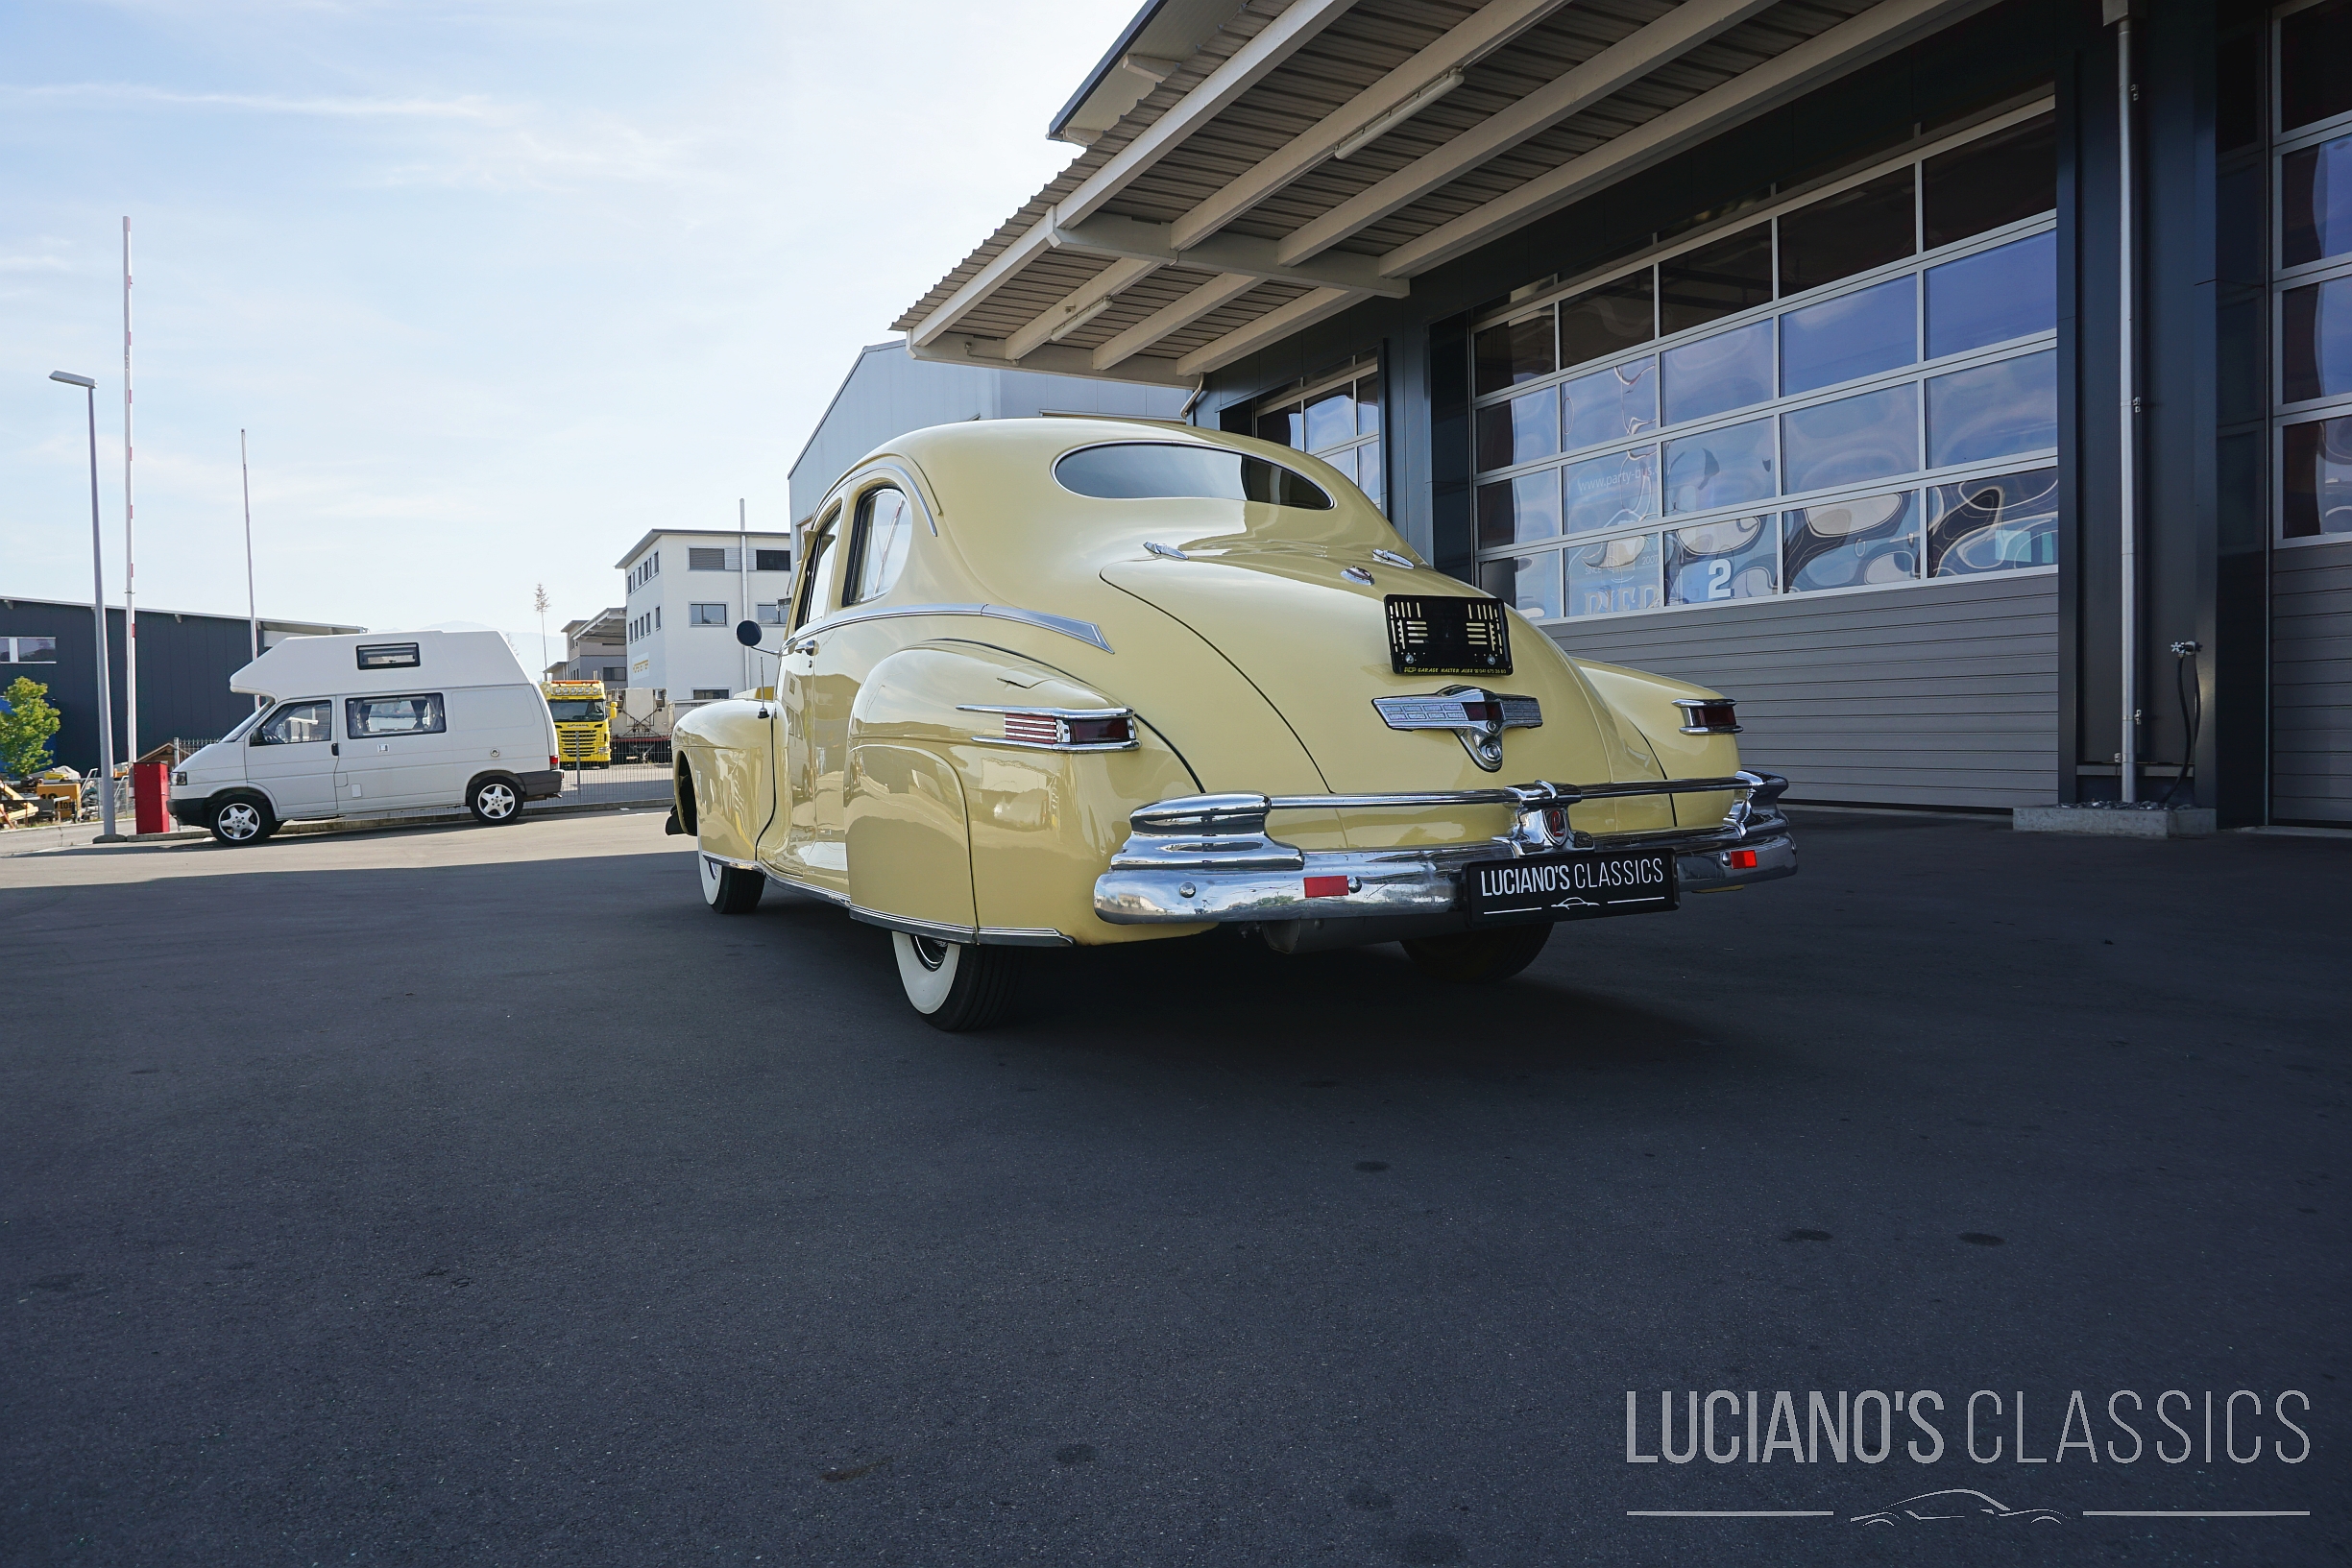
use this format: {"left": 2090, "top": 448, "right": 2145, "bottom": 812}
{"left": 735, "top": 620, "right": 764, "bottom": 648}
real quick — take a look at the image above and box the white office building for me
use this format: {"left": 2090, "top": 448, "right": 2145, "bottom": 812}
{"left": 613, "top": 529, "right": 795, "bottom": 704}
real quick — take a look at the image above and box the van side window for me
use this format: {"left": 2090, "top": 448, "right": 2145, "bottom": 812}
{"left": 844, "top": 487, "right": 914, "bottom": 605}
{"left": 355, "top": 642, "right": 421, "bottom": 669}
{"left": 793, "top": 505, "right": 842, "bottom": 629}
{"left": 253, "top": 701, "right": 331, "bottom": 745}
{"left": 346, "top": 693, "right": 448, "bottom": 737}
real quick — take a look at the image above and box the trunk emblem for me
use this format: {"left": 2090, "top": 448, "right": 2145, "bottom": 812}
{"left": 1371, "top": 687, "right": 1541, "bottom": 772}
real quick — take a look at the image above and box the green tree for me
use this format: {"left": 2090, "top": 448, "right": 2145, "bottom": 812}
{"left": 0, "top": 676, "right": 63, "bottom": 779}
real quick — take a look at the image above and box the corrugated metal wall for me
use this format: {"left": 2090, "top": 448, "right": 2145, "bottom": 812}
{"left": 1541, "top": 573, "right": 2060, "bottom": 809}
{"left": 2272, "top": 540, "right": 2352, "bottom": 824}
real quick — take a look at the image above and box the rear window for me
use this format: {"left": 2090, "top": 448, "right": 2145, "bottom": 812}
{"left": 1054, "top": 443, "right": 1332, "bottom": 509}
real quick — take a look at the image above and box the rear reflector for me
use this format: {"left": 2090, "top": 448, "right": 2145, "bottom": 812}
{"left": 1303, "top": 876, "right": 1350, "bottom": 898}
{"left": 1062, "top": 714, "right": 1133, "bottom": 746}
{"left": 1727, "top": 848, "right": 1758, "bottom": 869}
{"left": 1003, "top": 713, "right": 1061, "bottom": 746}
{"left": 1000, "top": 712, "right": 1135, "bottom": 748}
{"left": 1674, "top": 698, "right": 1740, "bottom": 735}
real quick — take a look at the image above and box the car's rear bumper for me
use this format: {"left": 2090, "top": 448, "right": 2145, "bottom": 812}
{"left": 1092, "top": 771, "right": 1796, "bottom": 927}
{"left": 517, "top": 768, "right": 565, "bottom": 801}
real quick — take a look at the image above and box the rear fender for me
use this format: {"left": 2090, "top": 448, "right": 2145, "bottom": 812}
{"left": 849, "top": 642, "right": 1211, "bottom": 944}
{"left": 1571, "top": 660, "right": 1745, "bottom": 827}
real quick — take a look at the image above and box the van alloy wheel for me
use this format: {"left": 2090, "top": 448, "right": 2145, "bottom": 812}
{"left": 891, "top": 932, "right": 1020, "bottom": 1032}
{"left": 470, "top": 780, "right": 521, "bottom": 824}
{"left": 209, "top": 799, "right": 272, "bottom": 847}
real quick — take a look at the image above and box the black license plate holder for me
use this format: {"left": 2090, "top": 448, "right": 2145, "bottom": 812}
{"left": 1465, "top": 849, "right": 1678, "bottom": 925}
{"left": 1386, "top": 594, "right": 1512, "bottom": 677}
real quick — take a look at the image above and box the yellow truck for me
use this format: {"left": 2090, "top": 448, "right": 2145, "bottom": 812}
{"left": 541, "top": 679, "right": 612, "bottom": 768}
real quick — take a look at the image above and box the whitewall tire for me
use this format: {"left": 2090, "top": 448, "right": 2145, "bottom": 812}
{"left": 699, "top": 853, "right": 764, "bottom": 914}
{"left": 890, "top": 932, "right": 1020, "bottom": 1032}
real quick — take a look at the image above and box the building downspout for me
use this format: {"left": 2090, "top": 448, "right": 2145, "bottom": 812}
{"left": 2110, "top": 2, "right": 2140, "bottom": 801}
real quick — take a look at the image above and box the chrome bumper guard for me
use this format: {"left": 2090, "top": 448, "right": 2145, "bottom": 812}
{"left": 1092, "top": 772, "right": 1796, "bottom": 926}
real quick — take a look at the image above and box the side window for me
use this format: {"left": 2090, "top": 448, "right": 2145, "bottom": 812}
{"left": 345, "top": 693, "right": 448, "bottom": 737}
{"left": 844, "top": 486, "right": 914, "bottom": 605}
{"left": 253, "top": 701, "right": 331, "bottom": 745}
{"left": 792, "top": 505, "right": 842, "bottom": 629}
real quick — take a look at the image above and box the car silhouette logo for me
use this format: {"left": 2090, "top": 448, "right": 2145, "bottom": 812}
{"left": 1851, "top": 1489, "right": 2066, "bottom": 1526}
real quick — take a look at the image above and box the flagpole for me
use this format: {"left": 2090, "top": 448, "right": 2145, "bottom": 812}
{"left": 241, "top": 428, "right": 259, "bottom": 708}
{"left": 122, "top": 216, "right": 137, "bottom": 763}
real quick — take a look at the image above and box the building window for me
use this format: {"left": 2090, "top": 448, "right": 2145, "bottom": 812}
{"left": 1252, "top": 363, "right": 1384, "bottom": 512}
{"left": 2276, "top": 0, "right": 2352, "bottom": 543}
{"left": 628, "top": 552, "right": 660, "bottom": 591}
{"left": 755, "top": 600, "right": 787, "bottom": 624}
{"left": 2, "top": 637, "right": 58, "bottom": 663}
{"left": 691, "top": 688, "right": 728, "bottom": 701}
{"left": 755, "top": 548, "right": 790, "bottom": 572}
{"left": 689, "top": 547, "right": 728, "bottom": 571}
{"left": 1469, "top": 107, "right": 2057, "bottom": 619}
{"left": 688, "top": 602, "right": 729, "bottom": 626}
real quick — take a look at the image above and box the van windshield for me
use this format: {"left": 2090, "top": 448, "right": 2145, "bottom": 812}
{"left": 548, "top": 700, "right": 608, "bottom": 722}
{"left": 222, "top": 706, "right": 267, "bottom": 743}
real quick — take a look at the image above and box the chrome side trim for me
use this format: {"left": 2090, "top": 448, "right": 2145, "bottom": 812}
{"left": 850, "top": 905, "right": 975, "bottom": 942}
{"left": 700, "top": 850, "right": 760, "bottom": 872}
{"left": 957, "top": 704, "right": 1131, "bottom": 718}
{"left": 845, "top": 905, "right": 1075, "bottom": 947}
{"left": 1370, "top": 548, "right": 1417, "bottom": 569}
{"left": 791, "top": 602, "right": 1114, "bottom": 655}
{"left": 977, "top": 927, "right": 1076, "bottom": 948}
{"left": 759, "top": 863, "right": 853, "bottom": 907}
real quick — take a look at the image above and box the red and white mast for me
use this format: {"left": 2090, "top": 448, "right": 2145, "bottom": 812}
{"left": 121, "top": 216, "right": 137, "bottom": 764}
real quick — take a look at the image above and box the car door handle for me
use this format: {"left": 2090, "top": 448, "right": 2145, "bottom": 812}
{"left": 331, "top": 743, "right": 340, "bottom": 757}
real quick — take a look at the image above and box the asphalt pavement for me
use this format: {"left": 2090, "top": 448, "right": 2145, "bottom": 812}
{"left": 3, "top": 808, "right": 2342, "bottom": 1566}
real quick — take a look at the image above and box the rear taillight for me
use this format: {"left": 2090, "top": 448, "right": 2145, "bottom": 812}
{"left": 1674, "top": 698, "right": 1740, "bottom": 735}
{"left": 549, "top": 755, "right": 560, "bottom": 768}
{"left": 1727, "top": 848, "right": 1759, "bottom": 869}
{"left": 963, "top": 707, "right": 1138, "bottom": 752}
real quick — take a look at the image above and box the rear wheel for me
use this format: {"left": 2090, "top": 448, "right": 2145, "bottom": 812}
{"left": 892, "top": 932, "right": 1020, "bottom": 1031}
{"left": 1400, "top": 922, "right": 1553, "bottom": 983}
{"left": 469, "top": 777, "right": 522, "bottom": 825}
{"left": 208, "top": 797, "right": 274, "bottom": 847}
{"left": 699, "top": 853, "right": 764, "bottom": 914}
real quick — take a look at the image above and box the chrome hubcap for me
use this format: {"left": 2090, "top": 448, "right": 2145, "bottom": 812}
{"left": 910, "top": 936, "right": 950, "bottom": 972}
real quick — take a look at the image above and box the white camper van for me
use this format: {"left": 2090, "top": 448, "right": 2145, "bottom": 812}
{"left": 169, "top": 630, "right": 562, "bottom": 845}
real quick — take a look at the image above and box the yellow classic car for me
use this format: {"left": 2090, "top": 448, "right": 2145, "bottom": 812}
{"left": 671, "top": 418, "right": 1795, "bottom": 1029}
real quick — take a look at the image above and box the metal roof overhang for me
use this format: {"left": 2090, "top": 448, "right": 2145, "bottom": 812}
{"left": 894, "top": 0, "right": 1999, "bottom": 389}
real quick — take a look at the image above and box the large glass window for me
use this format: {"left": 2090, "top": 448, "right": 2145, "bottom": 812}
{"left": 345, "top": 694, "right": 446, "bottom": 737}
{"left": 2275, "top": 1, "right": 2352, "bottom": 543}
{"left": 1249, "top": 366, "right": 1384, "bottom": 511}
{"left": 1469, "top": 109, "right": 2056, "bottom": 620}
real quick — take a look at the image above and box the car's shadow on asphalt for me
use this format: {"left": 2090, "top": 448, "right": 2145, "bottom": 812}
{"left": 755, "top": 882, "right": 1735, "bottom": 1090}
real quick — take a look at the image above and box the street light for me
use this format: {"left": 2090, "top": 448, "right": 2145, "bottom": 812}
{"left": 50, "top": 371, "right": 121, "bottom": 843}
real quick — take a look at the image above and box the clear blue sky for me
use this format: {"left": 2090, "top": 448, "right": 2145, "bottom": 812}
{"left": 1, "top": 0, "right": 1136, "bottom": 667}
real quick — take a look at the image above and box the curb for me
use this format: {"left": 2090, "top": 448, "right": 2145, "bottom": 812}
{"left": 0, "top": 793, "right": 670, "bottom": 857}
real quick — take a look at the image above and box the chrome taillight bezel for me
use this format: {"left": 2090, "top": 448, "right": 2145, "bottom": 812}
{"left": 958, "top": 705, "right": 1140, "bottom": 753}
{"left": 1673, "top": 698, "right": 1741, "bottom": 736}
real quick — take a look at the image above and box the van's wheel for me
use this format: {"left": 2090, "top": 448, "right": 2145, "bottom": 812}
{"left": 469, "top": 777, "right": 522, "bottom": 825}
{"left": 208, "top": 797, "right": 275, "bottom": 847}
{"left": 892, "top": 933, "right": 1019, "bottom": 1031}
{"left": 699, "top": 853, "right": 764, "bottom": 914}
{"left": 1400, "top": 922, "right": 1553, "bottom": 982}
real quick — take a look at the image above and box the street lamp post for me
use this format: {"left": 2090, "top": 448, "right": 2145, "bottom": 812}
{"left": 50, "top": 371, "right": 120, "bottom": 843}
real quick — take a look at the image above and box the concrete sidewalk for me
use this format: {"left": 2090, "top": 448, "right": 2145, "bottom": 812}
{"left": 0, "top": 790, "right": 669, "bottom": 857}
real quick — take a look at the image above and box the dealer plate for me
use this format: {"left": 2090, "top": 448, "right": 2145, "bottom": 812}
{"left": 1386, "top": 594, "right": 1512, "bottom": 677}
{"left": 1465, "top": 849, "right": 1678, "bottom": 925}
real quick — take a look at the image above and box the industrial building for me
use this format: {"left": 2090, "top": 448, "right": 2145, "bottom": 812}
{"left": 894, "top": 0, "right": 2350, "bottom": 825}
{"left": 547, "top": 609, "right": 629, "bottom": 688}
{"left": 0, "top": 596, "right": 360, "bottom": 775}
{"left": 788, "top": 340, "right": 1191, "bottom": 525}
